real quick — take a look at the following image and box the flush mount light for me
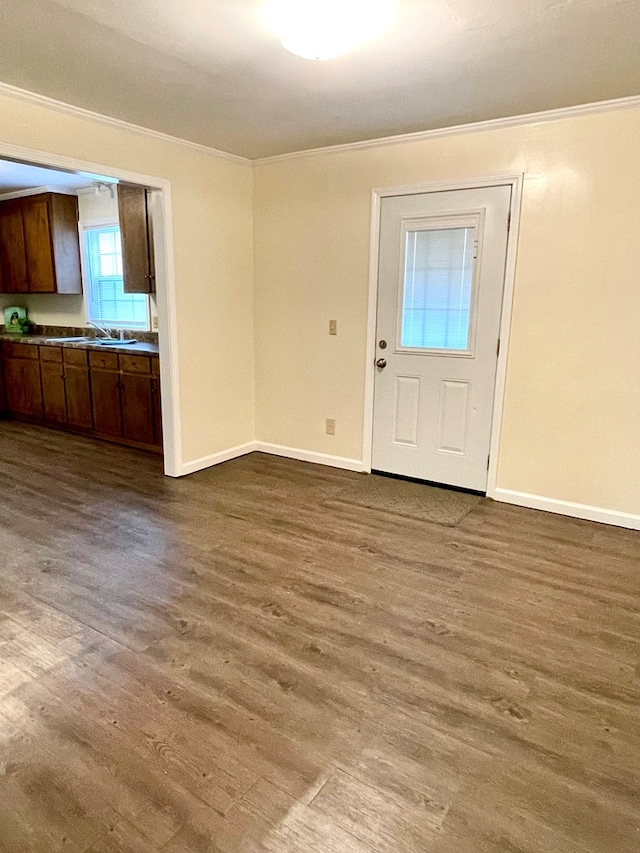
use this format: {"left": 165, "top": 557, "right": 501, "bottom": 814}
{"left": 260, "top": 0, "right": 396, "bottom": 60}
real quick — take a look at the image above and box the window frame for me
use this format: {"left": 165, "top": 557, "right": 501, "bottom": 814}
{"left": 394, "top": 211, "right": 484, "bottom": 359}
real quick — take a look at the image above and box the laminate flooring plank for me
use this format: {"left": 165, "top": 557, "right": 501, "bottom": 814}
{"left": 88, "top": 816, "right": 161, "bottom": 853}
{"left": 309, "top": 767, "right": 444, "bottom": 852}
{"left": 0, "top": 580, "right": 84, "bottom": 643}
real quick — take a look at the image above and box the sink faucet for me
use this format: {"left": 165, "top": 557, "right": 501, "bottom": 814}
{"left": 88, "top": 321, "right": 112, "bottom": 339}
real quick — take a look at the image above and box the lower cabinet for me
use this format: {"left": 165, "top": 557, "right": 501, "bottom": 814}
{"left": 63, "top": 350, "right": 93, "bottom": 430}
{"left": 89, "top": 350, "right": 122, "bottom": 437}
{"left": 1, "top": 341, "right": 161, "bottom": 452}
{"left": 121, "top": 372, "right": 155, "bottom": 445}
{"left": 3, "top": 343, "right": 43, "bottom": 419}
{"left": 40, "top": 348, "right": 67, "bottom": 424}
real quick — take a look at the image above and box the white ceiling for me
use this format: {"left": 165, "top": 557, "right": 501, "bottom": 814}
{"left": 0, "top": 160, "right": 110, "bottom": 195}
{"left": 2, "top": 0, "right": 639, "bottom": 159}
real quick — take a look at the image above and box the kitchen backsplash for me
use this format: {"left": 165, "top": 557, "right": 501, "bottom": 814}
{"left": 0, "top": 324, "right": 159, "bottom": 344}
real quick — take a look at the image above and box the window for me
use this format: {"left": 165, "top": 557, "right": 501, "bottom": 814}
{"left": 400, "top": 226, "right": 475, "bottom": 351}
{"left": 84, "top": 226, "right": 149, "bottom": 330}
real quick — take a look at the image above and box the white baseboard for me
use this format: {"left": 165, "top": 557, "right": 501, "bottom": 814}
{"left": 491, "top": 488, "right": 640, "bottom": 531}
{"left": 253, "top": 442, "right": 367, "bottom": 472}
{"left": 179, "top": 440, "right": 366, "bottom": 476}
{"left": 179, "top": 441, "right": 256, "bottom": 476}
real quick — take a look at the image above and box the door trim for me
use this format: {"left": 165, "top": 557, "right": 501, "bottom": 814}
{"left": 0, "top": 140, "right": 182, "bottom": 476}
{"left": 363, "top": 174, "right": 524, "bottom": 497}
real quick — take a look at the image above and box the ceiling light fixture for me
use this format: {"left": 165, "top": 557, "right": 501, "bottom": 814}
{"left": 260, "top": 0, "right": 396, "bottom": 61}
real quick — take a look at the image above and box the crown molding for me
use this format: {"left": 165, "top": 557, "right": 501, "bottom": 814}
{"left": 1, "top": 80, "right": 639, "bottom": 167}
{"left": 0, "top": 81, "right": 250, "bottom": 166}
{"left": 254, "top": 94, "right": 640, "bottom": 165}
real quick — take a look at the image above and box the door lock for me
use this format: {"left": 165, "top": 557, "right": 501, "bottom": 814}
{"left": 378, "top": 339, "right": 387, "bottom": 349}
{"left": 376, "top": 358, "right": 387, "bottom": 369}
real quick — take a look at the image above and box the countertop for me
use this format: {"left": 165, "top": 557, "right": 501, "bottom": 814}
{"left": 0, "top": 334, "right": 159, "bottom": 356}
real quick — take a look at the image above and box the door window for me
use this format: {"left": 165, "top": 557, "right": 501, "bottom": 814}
{"left": 399, "top": 219, "right": 477, "bottom": 353}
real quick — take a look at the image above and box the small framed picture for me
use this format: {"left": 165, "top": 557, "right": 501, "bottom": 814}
{"left": 4, "top": 306, "right": 27, "bottom": 334}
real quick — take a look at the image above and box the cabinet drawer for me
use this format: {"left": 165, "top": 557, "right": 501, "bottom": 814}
{"left": 63, "top": 347, "right": 88, "bottom": 366}
{"left": 119, "top": 353, "right": 151, "bottom": 374}
{"left": 151, "top": 355, "right": 160, "bottom": 376}
{"left": 40, "top": 345, "right": 63, "bottom": 362}
{"left": 3, "top": 342, "right": 39, "bottom": 360}
{"left": 89, "top": 350, "right": 118, "bottom": 370}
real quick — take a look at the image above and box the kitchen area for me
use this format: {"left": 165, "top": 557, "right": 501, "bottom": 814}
{"left": 0, "top": 160, "right": 163, "bottom": 455}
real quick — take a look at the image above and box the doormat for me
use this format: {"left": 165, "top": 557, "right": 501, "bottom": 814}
{"left": 327, "top": 474, "right": 483, "bottom": 526}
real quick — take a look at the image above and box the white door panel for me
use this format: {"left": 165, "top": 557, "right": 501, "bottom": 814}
{"left": 372, "top": 186, "right": 511, "bottom": 491}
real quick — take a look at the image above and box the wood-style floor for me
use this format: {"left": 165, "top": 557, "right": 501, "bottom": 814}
{"left": 0, "top": 422, "right": 638, "bottom": 853}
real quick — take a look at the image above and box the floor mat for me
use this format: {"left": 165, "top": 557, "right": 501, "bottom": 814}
{"left": 328, "top": 474, "right": 483, "bottom": 526}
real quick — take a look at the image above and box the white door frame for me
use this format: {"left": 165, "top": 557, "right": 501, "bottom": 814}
{"left": 363, "top": 174, "right": 524, "bottom": 496}
{"left": 0, "top": 140, "right": 182, "bottom": 476}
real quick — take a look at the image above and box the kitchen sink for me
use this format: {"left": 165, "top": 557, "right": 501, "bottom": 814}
{"left": 43, "top": 336, "right": 94, "bottom": 343}
{"left": 42, "top": 336, "right": 138, "bottom": 346}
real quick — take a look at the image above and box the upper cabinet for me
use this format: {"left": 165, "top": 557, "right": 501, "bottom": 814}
{"left": 0, "top": 193, "right": 82, "bottom": 294}
{"left": 0, "top": 204, "right": 29, "bottom": 293}
{"left": 117, "top": 185, "right": 156, "bottom": 294}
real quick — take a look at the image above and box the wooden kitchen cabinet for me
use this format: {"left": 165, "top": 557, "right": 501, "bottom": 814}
{"left": 117, "top": 185, "right": 156, "bottom": 294}
{"left": 88, "top": 350, "right": 121, "bottom": 437}
{"left": 40, "top": 348, "right": 67, "bottom": 424}
{"left": 38, "top": 346, "right": 93, "bottom": 430}
{"left": 0, "top": 194, "right": 82, "bottom": 294}
{"left": 0, "top": 350, "right": 5, "bottom": 413}
{"left": 119, "top": 353, "right": 160, "bottom": 447}
{"left": 1, "top": 341, "right": 161, "bottom": 452}
{"left": 63, "top": 349, "right": 92, "bottom": 430}
{"left": 120, "top": 372, "right": 155, "bottom": 445}
{"left": 0, "top": 204, "right": 29, "bottom": 293}
{"left": 151, "top": 374, "right": 162, "bottom": 448}
{"left": 2, "top": 343, "right": 43, "bottom": 419}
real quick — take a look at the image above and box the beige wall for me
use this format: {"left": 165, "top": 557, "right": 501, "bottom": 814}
{"left": 254, "top": 108, "right": 640, "bottom": 516}
{"left": 0, "top": 90, "right": 255, "bottom": 468}
{"left": 0, "top": 291, "right": 85, "bottom": 326}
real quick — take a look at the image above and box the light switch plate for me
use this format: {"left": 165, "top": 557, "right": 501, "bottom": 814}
{"left": 329, "top": 319, "right": 337, "bottom": 336}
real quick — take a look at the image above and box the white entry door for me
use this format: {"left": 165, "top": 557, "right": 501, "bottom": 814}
{"left": 372, "top": 185, "right": 511, "bottom": 491}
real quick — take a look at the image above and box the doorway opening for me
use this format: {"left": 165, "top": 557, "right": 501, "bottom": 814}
{"left": 0, "top": 144, "right": 180, "bottom": 475}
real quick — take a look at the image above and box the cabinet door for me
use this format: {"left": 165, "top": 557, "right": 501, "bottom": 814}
{"left": 41, "top": 359, "right": 67, "bottom": 423}
{"left": 0, "top": 356, "right": 6, "bottom": 413}
{"left": 118, "top": 185, "right": 154, "bottom": 293}
{"left": 48, "top": 194, "right": 82, "bottom": 294}
{"left": 91, "top": 369, "right": 122, "bottom": 436}
{"left": 151, "top": 376, "right": 163, "bottom": 448}
{"left": 22, "top": 197, "right": 56, "bottom": 292}
{"left": 64, "top": 366, "right": 93, "bottom": 430}
{"left": 120, "top": 372, "right": 155, "bottom": 445}
{"left": 0, "top": 205, "right": 28, "bottom": 293}
{"left": 4, "top": 358, "right": 43, "bottom": 418}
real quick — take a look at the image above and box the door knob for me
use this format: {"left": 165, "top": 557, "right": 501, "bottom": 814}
{"left": 376, "top": 358, "right": 387, "bottom": 369}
